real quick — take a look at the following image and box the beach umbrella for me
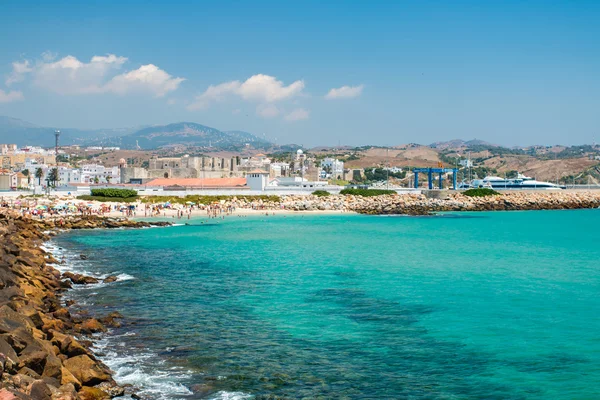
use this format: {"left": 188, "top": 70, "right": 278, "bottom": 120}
{"left": 186, "top": 201, "right": 195, "bottom": 205}
{"left": 35, "top": 205, "right": 47, "bottom": 210}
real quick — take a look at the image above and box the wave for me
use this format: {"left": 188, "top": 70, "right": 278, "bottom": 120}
{"left": 92, "top": 332, "right": 194, "bottom": 399}
{"left": 208, "top": 392, "right": 253, "bottom": 400}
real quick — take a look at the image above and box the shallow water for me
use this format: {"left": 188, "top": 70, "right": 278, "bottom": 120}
{"left": 52, "top": 210, "right": 600, "bottom": 399}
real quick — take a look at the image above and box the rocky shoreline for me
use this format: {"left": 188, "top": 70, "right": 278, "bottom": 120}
{"left": 0, "top": 213, "right": 170, "bottom": 399}
{"left": 278, "top": 191, "right": 600, "bottom": 215}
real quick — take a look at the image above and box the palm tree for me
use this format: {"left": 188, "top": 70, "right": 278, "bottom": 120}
{"left": 35, "top": 168, "right": 43, "bottom": 185}
{"left": 22, "top": 169, "right": 30, "bottom": 184}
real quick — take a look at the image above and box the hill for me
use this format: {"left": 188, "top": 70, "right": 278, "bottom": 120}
{"left": 117, "top": 123, "right": 271, "bottom": 150}
{"left": 0, "top": 116, "right": 137, "bottom": 147}
{"left": 0, "top": 117, "right": 270, "bottom": 151}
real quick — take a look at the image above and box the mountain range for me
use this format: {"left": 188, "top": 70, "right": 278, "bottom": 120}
{"left": 0, "top": 117, "right": 270, "bottom": 151}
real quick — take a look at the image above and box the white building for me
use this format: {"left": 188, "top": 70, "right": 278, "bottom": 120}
{"left": 270, "top": 162, "right": 290, "bottom": 177}
{"left": 246, "top": 170, "right": 270, "bottom": 191}
{"left": 58, "top": 167, "right": 81, "bottom": 185}
{"left": 269, "top": 176, "right": 327, "bottom": 189}
{"left": 459, "top": 159, "right": 473, "bottom": 167}
{"left": 321, "top": 158, "right": 344, "bottom": 179}
{"left": 80, "top": 164, "right": 120, "bottom": 184}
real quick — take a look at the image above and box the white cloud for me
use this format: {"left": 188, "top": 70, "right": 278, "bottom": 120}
{"left": 188, "top": 74, "right": 304, "bottom": 110}
{"left": 104, "top": 64, "right": 185, "bottom": 97}
{"left": 7, "top": 53, "right": 184, "bottom": 97}
{"left": 238, "top": 74, "right": 304, "bottom": 102}
{"left": 33, "top": 54, "right": 127, "bottom": 94}
{"left": 284, "top": 108, "right": 309, "bottom": 121}
{"left": 0, "top": 89, "right": 24, "bottom": 103}
{"left": 325, "top": 84, "right": 364, "bottom": 99}
{"left": 256, "top": 104, "right": 280, "bottom": 118}
{"left": 5, "top": 60, "right": 33, "bottom": 86}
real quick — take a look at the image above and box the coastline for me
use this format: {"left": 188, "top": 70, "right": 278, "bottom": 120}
{"left": 0, "top": 212, "right": 171, "bottom": 399}
{"left": 1, "top": 191, "right": 600, "bottom": 398}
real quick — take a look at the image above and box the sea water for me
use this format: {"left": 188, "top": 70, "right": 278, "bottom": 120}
{"left": 51, "top": 210, "right": 600, "bottom": 399}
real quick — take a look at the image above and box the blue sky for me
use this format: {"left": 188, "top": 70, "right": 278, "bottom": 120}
{"left": 0, "top": 0, "right": 598, "bottom": 146}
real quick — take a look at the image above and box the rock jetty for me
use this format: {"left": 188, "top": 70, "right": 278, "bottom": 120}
{"left": 277, "top": 191, "right": 600, "bottom": 215}
{"left": 0, "top": 213, "right": 170, "bottom": 399}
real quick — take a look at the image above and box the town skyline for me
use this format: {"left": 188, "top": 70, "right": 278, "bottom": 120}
{"left": 1, "top": 1, "right": 599, "bottom": 147}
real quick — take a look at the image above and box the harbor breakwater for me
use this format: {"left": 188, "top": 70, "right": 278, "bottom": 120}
{"left": 270, "top": 191, "right": 600, "bottom": 215}
{"left": 0, "top": 213, "right": 169, "bottom": 399}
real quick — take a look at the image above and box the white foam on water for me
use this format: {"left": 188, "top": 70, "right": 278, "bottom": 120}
{"left": 208, "top": 391, "right": 253, "bottom": 400}
{"left": 93, "top": 333, "right": 194, "bottom": 399}
{"left": 45, "top": 239, "right": 253, "bottom": 400}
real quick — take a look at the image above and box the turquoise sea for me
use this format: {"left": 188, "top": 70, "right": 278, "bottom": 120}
{"left": 50, "top": 209, "right": 600, "bottom": 399}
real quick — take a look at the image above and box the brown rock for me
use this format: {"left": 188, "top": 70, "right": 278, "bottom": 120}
{"left": 76, "top": 319, "right": 106, "bottom": 334}
{"left": 0, "top": 305, "right": 35, "bottom": 334}
{"left": 60, "top": 367, "right": 81, "bottom": 391}
{"left": 77, "top": 387, "right": 109, "bottom": 400}
{"left": 0, "top": 336, "right": 20, "bottom": 365}
{"left": 94, "top": 382, "right": 124, "bottom": 398}
{"left": 63, "top": 355, "right": 110, "bottom": 386}
{"left": 64, "top": 339, "right": 90, "bottom": 358}
{"left": 102, "top": 276, "right": 118, "bottom": 284}
{"left": 42, "top": 354, "right": 62, "bottom": 380}
{"left": 29, "top": 379, "right": 52, "bottom": 400}
{"left": 50, "top": 383, "right": 79, "bottom": 400}
{"left": 17, "top": 351, "right": 47, "bottom": 375}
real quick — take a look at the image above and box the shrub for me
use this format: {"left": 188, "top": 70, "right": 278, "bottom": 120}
{"left": 90, "top": 188, "right": 138, "bottom": 198}
{"left": 312, "top": 190, "right": 330, "bottom": 197}
{"left": 463, "top": 188, "right": 501, "bottom": 197}
{"left": 77, "top": 195, "right": 138, "bottom": 203}
{"left": 339, "top": 188, "right": 396, "bottom": 197}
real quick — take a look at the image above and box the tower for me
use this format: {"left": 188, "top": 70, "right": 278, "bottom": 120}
{"left": 54, "top": 130, "right": 60, "bottom": 186}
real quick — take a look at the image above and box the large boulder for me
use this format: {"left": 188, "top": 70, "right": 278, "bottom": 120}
{"left": 0, "top": 305, "right": 35, "bottom": 334}
{"left": 76, "top": 319, "right": 106, "bottom": 335}
{"left": 60, "top": 367, "right": 81, "bottom": 390}
{"left": 17, "top": 350, "right": 48, "bottom": 376}
{"left": 28, "top": 379, "right": 52, "bottom": 400}
{"left": 49, "top": 383, "right": 78, "bottom": 400}
{"left": 63, "top": 355, "right": 110, "bottom": 386}
{"left": 77, "top": 386, "right": 110, "bottom": 400}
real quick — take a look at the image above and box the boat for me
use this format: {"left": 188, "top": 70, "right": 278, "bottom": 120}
{"left": 471, "top": 173, "right": 564, "bottom": 190}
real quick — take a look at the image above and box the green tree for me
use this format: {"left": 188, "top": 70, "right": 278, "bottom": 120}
{"left": 35, "top": 168, "right": 44, "bottom": 185}
{"left": 48, "top": 168, "right": 59, "bottom": 186}
{"left": 21, "top": 169, "right": 30, "bottom": 184}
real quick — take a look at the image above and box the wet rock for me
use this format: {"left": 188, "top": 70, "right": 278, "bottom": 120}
{"left": 76, "top": 319, "right": 106, "bottom": 335}
{"left": 79, "top": 255, "right": 87, "bottom": 260}
{"left": 102, "top": 275, "right": 118, "bottom": 284}
{"left": 77, "top": 386, "right": 109, "bottom": 400}
{"left": 61, "top": 273, "right": 98, "bottom": 285}
{"left": 94, "top": 381, "right": 125, "bottom": 397}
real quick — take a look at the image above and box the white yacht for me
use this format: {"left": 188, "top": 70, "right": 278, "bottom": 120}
{"left": 471, "top": 173, "right": 564, "bottom": 190}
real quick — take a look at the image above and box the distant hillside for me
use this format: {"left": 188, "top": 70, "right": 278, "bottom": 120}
{"left": 0, "top": 116, "right": 137, "bottom": 147}
{"left": 0, "top": 117, "right": 270, "bottom": 151}
{"left": 430, "top": 139, "right": 496, "bottom": 150}
{"left": 118, "top": 123, "right": 271, "bottom": 150}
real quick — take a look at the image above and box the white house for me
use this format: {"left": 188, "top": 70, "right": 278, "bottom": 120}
{"left": 246, "top": 170, "right": 270, "bottom": 191}
{"left": 80, "top": 164, "right": 120, "bottom": 184}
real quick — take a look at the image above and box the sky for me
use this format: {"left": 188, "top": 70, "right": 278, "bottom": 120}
{"left": 0, "top": 0, "right": 598, "bottom": 147}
